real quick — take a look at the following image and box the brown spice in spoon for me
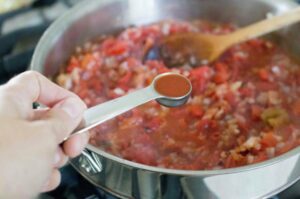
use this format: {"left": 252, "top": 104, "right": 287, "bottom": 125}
{"left": 154, "top": 74, "right": 191, "bottom": 97}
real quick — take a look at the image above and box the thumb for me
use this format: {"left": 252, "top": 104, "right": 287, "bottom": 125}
{"left": 41, "top": 96, "right": 86, "bottom": 143}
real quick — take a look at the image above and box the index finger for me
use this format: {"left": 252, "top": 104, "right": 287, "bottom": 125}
{"left": 0, "top": 71, "right": 82, "bottom": 119}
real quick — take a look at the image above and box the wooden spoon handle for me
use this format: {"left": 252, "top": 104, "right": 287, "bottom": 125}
{"left": 226, "top": 7, "right": 300, "bottom": 45}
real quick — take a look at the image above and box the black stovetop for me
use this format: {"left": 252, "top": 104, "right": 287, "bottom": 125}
{"left": 39, "top": 164, "right": 118, "bottom": 199}
{"left": 0, "top": 0, "right": 77, "bottom": 83}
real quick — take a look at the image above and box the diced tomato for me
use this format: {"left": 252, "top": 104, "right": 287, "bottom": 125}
{"left": 251, "top": 105, "right": 263, "bottom": 120}
{"left": 101, "top": 37, "right": 115, "bottom": 49}
{"left": 89, "top": 77, "right": 102, "bottom": 92}
{"left": 213, "top": 73, "right": 228, "bottom": 84}
{"left": 108, "top": 41, "right": 129, "bottom": 55}
{"left": 170, "top": 107, "right": 187, "bottom": 119}
{"left": 293, "top": 100, "right": 300, "bottom": 116}
{"left": 144, "top": 118, "right": 162, "bottom": 132}
{"left": 224, "top": 91, "right": 236, "bottom": 106}
{"left": 189, "top": 66, "right": 212, "bottom": 94}
{"left": 261, "top": 132, "right": 277, "bottom": 148}
{"left": 151, "top": 117, "right": 162, "bottom": 127}
{"left": 190, "top": 66, "right": 212, "bottom": 79}
{"left": 119, "top": 72, "right": 132, "bottom": 84}
{"left": 256, "top": 82, "right": 277, "bottom": 91}
{"left": 280, "top": 125, "right": 295, "bottom": 140}
{"left": 146, "top": 60, "right": 169, "bottom": 73}
{"left": 77, "top": 88, "right": 88, "bottom": 99}
{"left": 239, "top": 87, "right": 254, "bottom": 98}
{"left": 102, "top": 38, "right": 129, "bottom": 56}
{"left": 235, "top": 115, "right": 249, "bottom": 133}
{"left": 258, "top": 69, "right": 269, "bottom": 81}
{"left": 213, "top": 62, "right": 229, "bottom": 84}
{"left": 190, "top": 105, "right": 204, "bottom": 117}
{"left": 210, "top": 131, "right": 220, "bottom": 141}
{"left": 126, "top": 57, "right": 140, "bottom": 68}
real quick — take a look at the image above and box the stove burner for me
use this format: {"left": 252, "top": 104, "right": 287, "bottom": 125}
{"left": 0, "top": 0, "right": 75, "bottom": 84}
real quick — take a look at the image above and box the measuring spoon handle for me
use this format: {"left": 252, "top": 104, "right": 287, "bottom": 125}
{"left": 68, "top": 86, "right": 158, "bottom": 138}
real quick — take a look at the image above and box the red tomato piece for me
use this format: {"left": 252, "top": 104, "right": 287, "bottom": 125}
{"left": 224, "top": 91, "right": 236, "bottom": 106}
{"left": 251, "top": 105, "right": 263, "bottom": 120}
{"left": 126, "top": 57, "right": 140, "bottom": 68}
{"left": 256, "top": 82, "right": 277, "bottom": 91}
{"left": 258, "top": 69, "right": 269, "bottom": 81}
{"left": 239, "top": 87, "right": 254, "bottom": 98}
{"left": 103, "top": 39, "right": 129, "bottom": 56}
{"left": 190, "top": 105, "right": 204, "bottom": 117}
{"left": 213, "top": 62, "right": 230, "bottom": 84}
{"left": 190, "top": 66, "right": 213, "bottom": 94}
{"left": 293, "top": 100, "right": 300, "bottom": 116}
{"left": 119, "top": 72, "right": 132, "bottom": 84}
{"left": 145, "top": 118, "right": 162, "bottom": 132}
{"left": 146, "top": 60, "right": 169, "bottom": 73}
{"left": 261, "top": 132, "right": 277, "bottom": 148}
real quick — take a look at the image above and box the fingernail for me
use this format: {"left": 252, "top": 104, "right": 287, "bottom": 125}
{"left": 59, "top": 97, "right": 85, "bottom": 118}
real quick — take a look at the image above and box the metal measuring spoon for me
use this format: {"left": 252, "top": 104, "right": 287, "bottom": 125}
{"left": 67, "top": 72, "right": 192, "bottom": 139}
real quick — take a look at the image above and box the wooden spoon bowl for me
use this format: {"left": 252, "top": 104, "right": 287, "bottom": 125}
{"left": 159, "top": 7, "right": 300, "bottom": 67}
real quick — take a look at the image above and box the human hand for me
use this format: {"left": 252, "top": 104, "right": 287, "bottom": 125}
{"left": 0, "top": 71, "right": 88, "bottom": 198}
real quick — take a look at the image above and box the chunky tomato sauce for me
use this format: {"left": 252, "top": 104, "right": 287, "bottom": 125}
{"left": 57, "top": 20, "right": 300, "bottom": 170}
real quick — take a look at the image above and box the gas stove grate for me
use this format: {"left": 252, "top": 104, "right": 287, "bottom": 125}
{"left": 0, "top": 0, "right": 77, "bottom": 83}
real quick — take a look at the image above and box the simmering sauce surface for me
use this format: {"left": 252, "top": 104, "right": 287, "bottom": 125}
{"left": 57, "top": 20, "right": 300, "bottom": 170}
{"left": 154, "top": 74, "right": 191, "bottom": 97}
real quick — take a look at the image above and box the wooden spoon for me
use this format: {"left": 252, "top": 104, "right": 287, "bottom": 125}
{"left": 160, "top": 7, "right": 300, "bottom": 66}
